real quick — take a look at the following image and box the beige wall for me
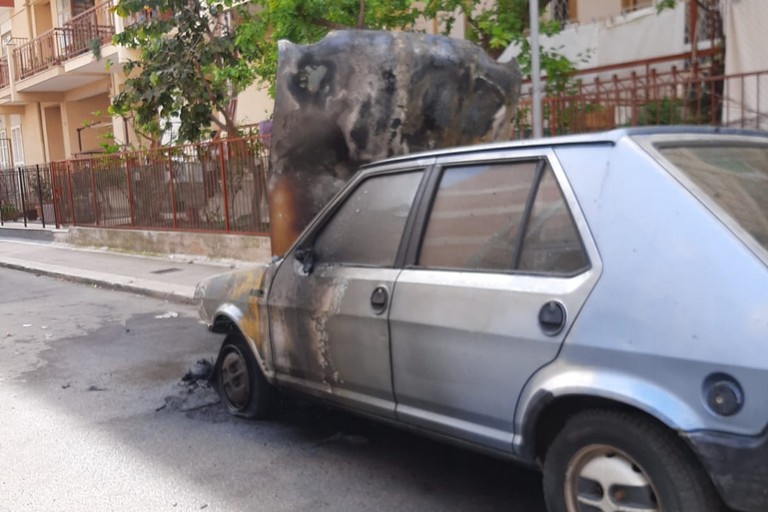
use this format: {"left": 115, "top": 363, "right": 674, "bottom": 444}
{"left": 576, "top": 0, "right": 623, "bottom": 23}
{"left": 11, "top": 0, "right": 31, "bottom": 39}
{"left": 33, "top": 1, "right": 53, "bottom": 35}
{"left": 235, "top": 84, "right": 273, "bottom": 127}
{"left": 44, "top": 105, "right": 65, "bottom": 161}
{"left": 63, "top": 93, "right": 111, "bottom": 155}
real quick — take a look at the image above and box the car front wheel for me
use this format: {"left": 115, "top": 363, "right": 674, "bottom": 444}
{"left": 214, "top": 333, "right": 277, "bottom": 419}
{"left": 542, "top": 409, "right": 722, "bottom": 512}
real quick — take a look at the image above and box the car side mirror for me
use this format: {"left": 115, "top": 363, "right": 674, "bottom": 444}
{"left": 294, "top": 247, "right": 315, "bottom": 275}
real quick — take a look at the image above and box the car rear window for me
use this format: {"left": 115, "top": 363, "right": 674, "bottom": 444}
{"left": 657, "top": 142, "right": 768, "bottom": 251}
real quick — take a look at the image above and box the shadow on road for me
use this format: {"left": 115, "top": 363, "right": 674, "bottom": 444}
{"left": 17, "top": 310, "right": 546, "bottom": 511}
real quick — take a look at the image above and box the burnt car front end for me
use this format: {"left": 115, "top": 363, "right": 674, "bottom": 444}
{"left": 194, "top": 262, "right": 278, "bottom": 380}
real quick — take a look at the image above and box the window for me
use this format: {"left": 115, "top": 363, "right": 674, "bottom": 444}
{"left": 10, "top": 125, "right": 24, "bottom": 167}
{"left": 0, "top": 129, "right": 10, "bottom": 169}
{"left": 419, "top": 161, "right": 588, "bottom": 275}
{"left": 419, "top": 161, "right": 537, "bottom": 272}
{"left": 313, "top": 170, "right": 424, "bottom": 267}
{"left": 622, "top": 0, "right": 653, "bottom": 13}
{"left": 657, "top": 142, "right": 768, "bottom": 253}
{"left": 550, "top": 0, "right": 578, "bottom": 26}
{"left": 518, "top": 167, "right": 589, "bottom": 274}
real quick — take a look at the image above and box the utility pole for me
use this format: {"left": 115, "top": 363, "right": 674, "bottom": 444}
{"left": 529, "top": 0, "right": 543, "bottom": 138}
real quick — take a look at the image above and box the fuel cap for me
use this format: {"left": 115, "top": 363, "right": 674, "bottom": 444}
{"left": 704, "top": 373, "right": 744, "bottom": 417}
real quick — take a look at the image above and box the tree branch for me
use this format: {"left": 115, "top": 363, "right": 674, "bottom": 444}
{"left": 357, "top": 0, "right": 365, "bottom": 29}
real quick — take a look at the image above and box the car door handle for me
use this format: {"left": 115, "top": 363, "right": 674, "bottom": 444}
{"left": 370, "top": 286, "right": 389, "bottom": 315}
{"left": 539, "top": 301, "right": 566, "bottom": 336}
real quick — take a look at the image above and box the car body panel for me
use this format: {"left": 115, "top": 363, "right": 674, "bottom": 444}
{"left": 390, "top": 268, "right": 597, "bottom": 451}
{"left": 268, "top": 260, "right": 399, "bottom": 418}
{"left": 514, "top": 138, "right": 768, "bottom": 437}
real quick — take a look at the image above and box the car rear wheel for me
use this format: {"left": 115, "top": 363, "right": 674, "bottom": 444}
{"left": 214, "top": 333, "right": 277, "bottom": 419}
{"left": 542, "top": 409, "right": 722, "bottom": 512}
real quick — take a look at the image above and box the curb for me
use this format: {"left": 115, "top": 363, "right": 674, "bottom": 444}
{"left": 0, "top": 260, "right": 196, "bottom": 305}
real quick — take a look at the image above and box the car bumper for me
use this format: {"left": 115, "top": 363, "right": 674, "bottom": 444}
{"left": 684, "top": 429, "right": 768, "bottom": 512}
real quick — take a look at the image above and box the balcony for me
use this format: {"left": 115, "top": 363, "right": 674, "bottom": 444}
{"left": 13, "top": 0, "right": 115, "bottom": 82}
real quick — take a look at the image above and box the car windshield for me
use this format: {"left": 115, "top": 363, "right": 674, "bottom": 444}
{"left": 656, "top": 141, "right": 768, "bottom": 252}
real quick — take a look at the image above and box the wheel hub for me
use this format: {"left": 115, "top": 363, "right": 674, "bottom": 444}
{"left": 219, "top": 348, "right": 250, "bottom": 411}
{"left": 565, "top": 444, "right": 660, "bottom": 512}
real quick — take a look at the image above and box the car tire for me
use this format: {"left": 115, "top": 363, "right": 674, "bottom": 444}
{"left": 542, "top": 409, "right": 722, "bottom": 512}
{"left": 214, "top": 333, "right": 277, "bottom": 419}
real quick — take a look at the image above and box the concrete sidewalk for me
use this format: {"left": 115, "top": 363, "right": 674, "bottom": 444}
{"left": 0, "top": 233, "right": 263, "bottom": 304}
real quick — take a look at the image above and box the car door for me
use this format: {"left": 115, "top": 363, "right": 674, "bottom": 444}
{"left": 268, "top": 167, "right": 426, "bottom": 419}
{"left": 389, "top": 151, "right": 601, "bottom": 451}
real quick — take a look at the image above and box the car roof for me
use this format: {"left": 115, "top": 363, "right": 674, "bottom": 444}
{"left": 361, "top": 125, "right": 768, "bottom": 169}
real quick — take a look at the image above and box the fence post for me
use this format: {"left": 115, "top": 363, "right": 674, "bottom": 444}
{"left": 19, "top": 167, "right": 27, "bottom": 227}
{"left": 125, "top": 155, "right": 135, "bottom": 226}
{"left": 741, "top": 75, "right": 745, "bottom": 128}
{"left": 757, "top": 73, "right": 761, "bottom": 130}
{"left": 218, "top": 140, "right": 231, "bottom": 232}
{"left": 51, "top": 164, "right": 61, "bottom": 229}
{"left": 89, "top": 158, "right": 99, "bottom": 225}
{"left": 594, "top": 76, "right": 601, "bottom": 113}
{"left": 672, "top": 66, "right": 679, "bottom": 105}
{"left": 35, "top": 164, "right": 45, "bottom": 228}
{"left": 630, "top": 71, "right": 638, "bottom": 126}
{"left": 167, "top": 148, "right": 178, "bottom": 228}
{"left": 0, "top": 173, "right": 4, "bottom": 227}
{"left": 66, "top": 160, "right": 76, "bottom": 225}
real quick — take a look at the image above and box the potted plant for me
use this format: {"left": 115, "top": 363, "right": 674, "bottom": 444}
{"left": 1, "top": 203, "right": 21, "bottom": 221}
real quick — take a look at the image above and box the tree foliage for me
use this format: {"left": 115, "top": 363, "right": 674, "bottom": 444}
{"left": 113, "top": 0, "right": 255, "bottom": 144}
{"left": 113, "top": 0, "right": 574, "bottom": 144}
{"left": 237, "top": 0, "right": 420, "bottom": 96}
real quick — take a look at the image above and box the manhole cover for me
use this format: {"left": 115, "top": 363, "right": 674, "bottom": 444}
{"left": 151, "top": 267, "right": 182, "bottom": 274}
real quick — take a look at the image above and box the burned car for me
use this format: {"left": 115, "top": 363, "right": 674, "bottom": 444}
{"left": 196, "top": 127, "right": 768, "bottom": 512}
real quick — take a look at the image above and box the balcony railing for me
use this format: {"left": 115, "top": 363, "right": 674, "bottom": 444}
{"left": 0, "top": 57, "right": 9, "bottom": 89}
{"left": 13, "top": 0, "right": 115, "bottom": 81}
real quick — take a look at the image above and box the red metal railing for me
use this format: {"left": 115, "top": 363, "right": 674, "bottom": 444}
{"left": 51, "top": 137, "right": 271, "bottom": 234}
{"left": 514, "top": 65, "right": 768, "bottom": 138}
{"left": 13, "top": 0, "right": 114, "bottom": 80}
{"left": 0, "top": 57, "right": 9, "bottom": 89}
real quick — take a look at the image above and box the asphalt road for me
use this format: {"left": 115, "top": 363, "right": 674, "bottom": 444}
{"left": 0, "top": 268, "right": 546, "bottom": 512}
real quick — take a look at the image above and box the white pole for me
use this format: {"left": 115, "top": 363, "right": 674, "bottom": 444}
{"left": 529, "top": 0, "right": 543, "bottom": 138}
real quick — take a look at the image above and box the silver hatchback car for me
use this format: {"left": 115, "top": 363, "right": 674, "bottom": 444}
{"left": 196, "top": 127, "right": 768, "bottom": 512}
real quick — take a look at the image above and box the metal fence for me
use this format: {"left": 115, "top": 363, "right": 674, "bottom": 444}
{"left": 51, "top": 137, "right": 270, "bottom": 234}
{"left": 0, "top": 165, "right": 56, "bottom": 228}
{"left": 513, "top": 66, "right": 768, "bottom": 138}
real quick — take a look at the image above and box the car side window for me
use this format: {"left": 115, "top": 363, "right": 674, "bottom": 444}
{"left": 518, "top": 167, "right": 589, "bottom": 274}
{"left": 419, "top": 161, "right": 538, "bottom": 271}
{"left": 418, "top": 160, "right": 588, "bottom": 275}
{"left": 313, "top": 170, "right": 424, "bottom": 267}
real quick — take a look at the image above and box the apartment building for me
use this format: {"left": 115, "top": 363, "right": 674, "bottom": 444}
{"left": 502, "top": 0, "right": 767, "bottom": 134}
{"left": 0, "top": 0, "right": 118, "bottom": 166}
{"left": 0, "top": 0, "right": 274, "bottom": 168}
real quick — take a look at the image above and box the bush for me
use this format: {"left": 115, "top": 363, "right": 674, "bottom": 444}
{"left": 1, "top": 203, "right": 20, "bottom": 221}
